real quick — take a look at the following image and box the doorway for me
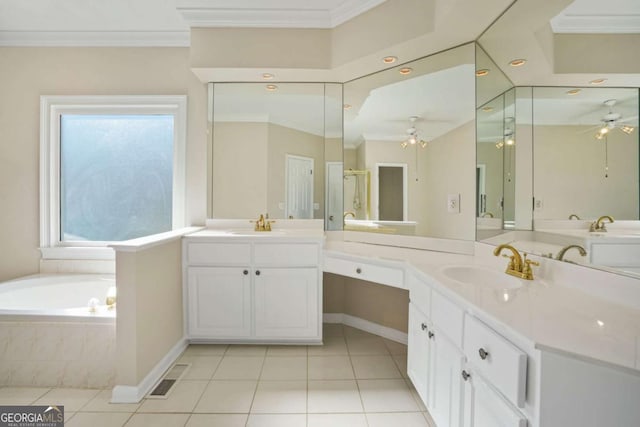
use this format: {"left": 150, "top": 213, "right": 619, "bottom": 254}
{"left": 375, "top": 163, "right": 407, "bottom": 221}
{"left": 285, "top": 154, "right": 314, "bottom": 219}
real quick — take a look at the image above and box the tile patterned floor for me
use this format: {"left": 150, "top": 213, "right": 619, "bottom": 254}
{"left": 0, "top": 324, "right": 436, "bottom": 427}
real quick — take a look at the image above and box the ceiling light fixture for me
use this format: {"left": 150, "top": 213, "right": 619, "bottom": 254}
{"left": 509, "top": 59, "right": 526, "bottom": 67}
{"left": 590, "top": 78, "right": 607, "bottom": 85}
{"left": 476, "top": 69, "right": 490, "bottom": 77}
{"left": 566, "top": 89, "right": 581, "bottom": 95}
{"left": 343, "top": 104, "right": 352, "bottom": 110}
{"left": 593, "top": 99, "right": 636, "bottom": 139}
{"left": 383, "top": 56, "right": 397, "bottom": 64}
{"left": 265, "top": 84, "right": 278, "bottom": 91}
{"left": 262, "top": 73, "right": 274, "bottom": 80}
{"left": 401, "top": 116, "right": 427, "bottom": 149}
{"left": 399, "top": 67, "right": 413, "bottom": 75}
{"left": 482, "top": 106, "right": 494, "bottom": 112}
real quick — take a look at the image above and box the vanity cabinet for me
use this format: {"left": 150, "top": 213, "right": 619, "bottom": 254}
{"left": 408, "top": 294, "right": 464, "bottom": 427}
{"left": 183, "top": 234, "right": 323, "bottom": 343}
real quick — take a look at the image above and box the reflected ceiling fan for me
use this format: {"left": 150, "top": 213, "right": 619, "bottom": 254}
{"left": 593, "top": 99, "right": 635, "bottom": 140}
{"left": 400, "top": 116, "right": 428, "bottom": 148}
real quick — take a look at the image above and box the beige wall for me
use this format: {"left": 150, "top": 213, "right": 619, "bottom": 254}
{"left": 0, "top": 47, "right": 207, "bottom": 282}
{"left": 115, "top": 239, "right": 183, "bottom": 385}
{"left": 323, "top": 273, "right": 409, "bottom": 333}
{"left": 425, "top": 121, "right": 476, "bottom": 240}
{"left": 212, "top": 122, "right": 269, "bottom": 218}
{"left": 534, "top": 125, "right": 639, "bottom": 220}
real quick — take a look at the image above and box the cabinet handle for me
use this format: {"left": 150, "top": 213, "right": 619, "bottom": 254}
{"left": 255, "top": 270, "right": 261, "bottom": 276}
{"left": 461, "top": 370, "right": 471, "bottom": 381}
{"left": 356, "top": 267, "right": 362, "bottom": 274}
{"left": 421, "top": 323, "right": 428, "bottom": 331}
{"left": 478, "top": 348, "right": 489, "bottom": 360}
{"left": 243, "top": 270, "right": 249, "bottom": 275}
{"left": 428, "top": 331, "right": 435, "bottom": 340}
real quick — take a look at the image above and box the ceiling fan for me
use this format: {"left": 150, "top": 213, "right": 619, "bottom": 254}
{"left": 594, "top": 99, "right": 635, "bottom": 140}
{"left": 400, "top": 116, "right": 428, "bottom": 148}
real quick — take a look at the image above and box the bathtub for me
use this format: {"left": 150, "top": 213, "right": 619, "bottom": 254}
{"left": 0, "top": 274, "right": 116, "bottom": 388}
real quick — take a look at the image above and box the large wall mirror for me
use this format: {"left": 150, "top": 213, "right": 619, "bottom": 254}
{"left": 209, "top": 83, "right": 343, "bottom": 226}
{"left": 342, "top": 43, "right": 476, "bottom": 241}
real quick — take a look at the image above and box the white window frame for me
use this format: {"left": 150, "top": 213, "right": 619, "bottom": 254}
{"left": 40, "top": 95, "right": 187, "bottom": 260}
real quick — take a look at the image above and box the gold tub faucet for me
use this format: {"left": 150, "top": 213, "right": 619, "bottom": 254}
{"left": 556, "top": 245, "right": 587, "bottom": 262}
{"left": 343, "top": 211, "right": 355, "bottom": 225}
{"left": 493, "top": 244, "right": 539, "bottom": 280}
{"left": 589, "top": 215, "right": 614, "bottom": 232}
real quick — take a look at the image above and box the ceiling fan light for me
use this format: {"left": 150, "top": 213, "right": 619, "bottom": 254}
{"left": 496, "top": 141, "right": 504, "bottom": 149}
{"left": 595, "top": 132, "right": 604, "bottom": 140}
{"left": 400, "top": 141, "right": 408, "bottom": 148}
{"left": 419, "top": 140, "right": 427, "bottom": 148}
{"left": 621, "top": 125, "right": 635, "bottom": 135}
{"left": 408, "top": 135, "right": 417, "bottom": 145}
{"left": 505, "top": 137, "right": 515, "bottom": 146}
{"left": 599, "top": 126, "right": 609, "bottom": 135}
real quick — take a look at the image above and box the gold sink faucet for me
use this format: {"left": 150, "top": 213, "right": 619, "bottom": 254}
{"left": 556, "top": 244, "right": 587, "bottom": 262}
{"left": 493, "top": 244, "right": 539, "bottom": 280}
{"left": 589, "top": 215, "right": 614, "bottom": 232}
{"left": 568, "top": 213, "right": 580, "bottom": 220}
{"left": 251, "top": 214, "right": 275, "bottom": 231}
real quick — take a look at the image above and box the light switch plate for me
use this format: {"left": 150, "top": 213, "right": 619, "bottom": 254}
{"left": 278, "top": 202, "right": 285, "bottom": 210}
{"left": 314, "top": 202, "right": 320, "bottom": 210}
{"left": 535, "top": 198, "right": 544, "bottom": 211}
{"left": 447, "top": 193, "right": 460, "bottom": 213}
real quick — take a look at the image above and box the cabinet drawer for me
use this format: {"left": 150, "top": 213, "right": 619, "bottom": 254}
{"left": 187, "top": 242, "right": 251, "bottom": 265}
{"left": 463, "top": 314, "right": 527, "bottom": 408}
{"left": 254, "top": 243, "right": 319, "bottom": 266}
{"left": 407, "top": 273, "right": 431, "bottom": 318}
{"left": 431, "top": 290, "right": 464, "bottom": 348}
{"left": 324, "top": 256, "right": 404, "bottom": 288}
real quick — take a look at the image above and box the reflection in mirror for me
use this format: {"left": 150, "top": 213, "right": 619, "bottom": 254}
{"left": 343, "top": 43, "right": 476, "bottom": 241}
{"left": 209, "top": 83, "right": 342, "bottom": 224}
{"left": 529, "top": 87, "right": 639, "bottom": 275}
{"left": 475, "top": 44, "right": 517, "bottom": 240}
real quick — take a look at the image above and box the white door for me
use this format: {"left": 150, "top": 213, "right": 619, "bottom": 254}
{"left": 254, "top": 267, "right": 319, "bottom": 338}
{"left": 187, "top": 267, "right": 251, "bottom": 338}
{"left": 325, "top": 162, "right": 343, "bottom": 230}
{"left": 286, "top": 155, "right": 314, "bottom": 219}
{"left": 407, "top": 303, "right": 432, "bottom": 406}
{"left": 463, "top": 369, "right": 527, "bottom": 427}
{"left": 430, "top": 327, "right": 465, "bottom": 427}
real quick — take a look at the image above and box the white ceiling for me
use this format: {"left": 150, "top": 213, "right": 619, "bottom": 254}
{"left": 551, "top": 0, "right": 640, "bottom": 33}
{"left": 0, "top": 0, "right": 385, "bottom": 46}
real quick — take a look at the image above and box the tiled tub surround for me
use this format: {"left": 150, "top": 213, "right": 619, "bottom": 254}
{"left": 0, "top": 274, "right": 116, "bottom": 388}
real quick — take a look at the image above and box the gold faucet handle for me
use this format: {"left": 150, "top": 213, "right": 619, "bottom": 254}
{"left": 501, "top": 254, "right": 515, "bottom": 270}
{"left": 265, "top": 220, "right": 275, "bottom": 231}
{"left": 522, "top": 254, "right": 539, "bottom": 280}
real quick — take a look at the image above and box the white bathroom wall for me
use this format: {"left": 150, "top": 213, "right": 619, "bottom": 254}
{"left": 0, "top": 47, "right": 208, "bottom": 282}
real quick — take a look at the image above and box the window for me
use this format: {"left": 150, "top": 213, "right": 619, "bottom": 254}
{"left": 40, "top": 96, "right": 187, "bottom": 259}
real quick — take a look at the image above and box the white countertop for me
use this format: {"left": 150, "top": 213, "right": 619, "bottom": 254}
{"left": 325, "top": 240, "right": 640, "bottom": 373}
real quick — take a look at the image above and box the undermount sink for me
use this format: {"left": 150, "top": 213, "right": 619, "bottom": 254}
{"left": 228, "top": 229, "right": 288, "bottom": 236}
{"left": 440, "top": 265, "right": 523, "bottom": 290}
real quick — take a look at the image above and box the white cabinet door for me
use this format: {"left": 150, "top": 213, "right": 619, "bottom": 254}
{"left": 187, "top": 267, "right": 252, "bottom": 338}
{"left": 462, "top": 369, "right": 527, "bottom": 427}
{"left": 408, "top": 302, "right": 432, "bottom": 405}
{"left": 430, "top": 328, "right": 464, "bottom": 427}
{"left": 254, "top": 267, "right": 319, "bottom": 338}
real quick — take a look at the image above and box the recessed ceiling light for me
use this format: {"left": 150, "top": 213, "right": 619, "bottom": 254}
{"left": 590, "top": 78, "right": 607, "bottom": 85}
{"left": 482, "top": 106, "right": 494, "bottom": 112}
{"left": 383, "top": 56, "right": 397, "bottom": 64}
{"left": 343, "top": 104, "right": 352, "bottom": 110}
{"left": 566, "top": 89, "right": 581, "bottom": 95}
{"left": 399, "top": 67, "right": 413, "bottom": 75}
{"left": 262, "top": 73, "right": 274, "bottom": 80}
{"left": 265, "top": 84, "right": 278, "bottom": 91}
{"left": 509, "top": 59, "right": 526, "bottom": 67}
{"left": 476, "top": 69, "right": 490, "bottom": 77}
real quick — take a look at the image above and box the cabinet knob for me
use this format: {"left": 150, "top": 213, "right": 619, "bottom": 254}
{"left": 243, "top": 270, "right": 249, "bottom": 275}
{"left": 356, "top": 267, "right": 362, "bottom": 274}
{"left": 421, "top": 323, "right": 428, "bottom": 331}
{"left": 428, "top": 331, "right": 435, "bottom": 339}
{"left": 329, "top": 215, "right": 334, "bottom": 221}
{"left": 461, "top": 370, "right": 471, "bottom": 381}
{"left": 255, "top": 270, "right": 261, "bottom": 276}
{"left": 478, "top": 348, "right": 489, "bottom": 360}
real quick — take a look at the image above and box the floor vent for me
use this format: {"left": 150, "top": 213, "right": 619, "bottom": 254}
{"left": 147, "top": 363, "right": 190, "bottom": 399}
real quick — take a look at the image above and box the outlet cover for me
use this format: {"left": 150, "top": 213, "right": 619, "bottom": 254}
{"left": 314, "top": 202, "right": 320, "bottom": 210}
{"left": 535, "top": 198, "right": 544, "bottom": 210}
{"left": 447, "top": 193, "right": 460, "bottom": 213}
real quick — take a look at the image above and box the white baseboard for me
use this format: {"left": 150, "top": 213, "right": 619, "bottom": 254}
{"left": 111, "top": 337, "right": 188, "bottom": 404}
{"left": 323, "top": 313, "right": 407, "bottom": 345}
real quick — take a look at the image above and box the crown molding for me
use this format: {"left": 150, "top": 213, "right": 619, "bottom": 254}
{"left": 177, "top": 0, "right": 385, "bottom": 29}
{"left": 550, "top": 14, "right": 640, "bottom": 34}
{"left": 0, "top": 31, "right": 190, "bottom": 47}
